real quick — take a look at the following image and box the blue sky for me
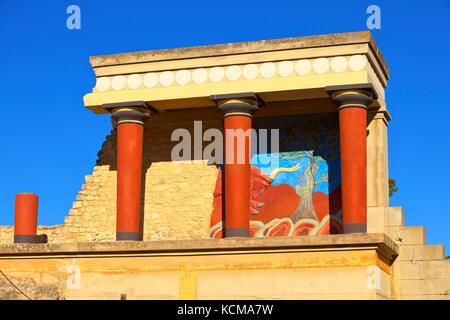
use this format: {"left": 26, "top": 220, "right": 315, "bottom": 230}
{"left": 0, "top": 0, "right": 449, "bottom": 252}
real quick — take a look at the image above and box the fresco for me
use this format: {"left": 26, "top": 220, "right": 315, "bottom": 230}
{"left": 209, "top": 113, "right": 343, "bottom": 238}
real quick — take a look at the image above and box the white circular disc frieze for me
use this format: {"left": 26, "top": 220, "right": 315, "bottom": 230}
{"left": 330, "top": 56, "right": 348, "bottom": 73}
{"left": 277, "top": 61, "right": 294, "bottom": 77}
{"left": 175, "top": 70, "right": 191, "bottom": 85}
{"left": 159, "top": 71, "right": 175, "bottom": 87}
{"left": 111, "top": 75, "right": 126, "bottom": 90}
{"left": 209, "top": 67, "right": 225, "bottom": 83}
{"left": 225, "top": 65, "right": 241, "bottom": 81}
{"left": 143, "top": 73, "right": 158, "bottom": 88}
{"left": 260, "top": 62, "right": 276, "bottom": 79}
{"left": 312, "top": 58, "right": 330, "bottom": 74}
{"left": 348, "top": 55, "right": 367, "bottom": 71}
{"left": 96, "top": 77, "right": 111, "bottom": 92}
{"left": 127, "top": 74, "right": 142, "bottom": 89}
{"left": 192, "top": 68, "right": 208, "bottom": 84}
{"left": 295, "top": 60, "right": 312, "bottom": 75}
{"left": 242, "top": 64, "right": 259, "bottom": 80}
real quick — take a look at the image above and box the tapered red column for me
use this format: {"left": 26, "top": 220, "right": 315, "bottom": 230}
{"left": 326, "top": 85, "right": 376, "bottom": 233}
{"left": 210, "top": 93, "right": 261, "bottom": 237}
{"left": 104, "top": 102, "right": 151, "bottom": 241}
{"left": 14, "top": 193, "right": 39, "bottom": 243}
{"left": 339, "top": 105, "right": 368, "bottom": 233}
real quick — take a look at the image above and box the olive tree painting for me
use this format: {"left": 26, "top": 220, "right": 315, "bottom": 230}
{"left": 209, "top": 112, "right": 343, "bottom": 238}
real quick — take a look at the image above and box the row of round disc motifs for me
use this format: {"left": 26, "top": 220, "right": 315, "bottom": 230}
{"left": 95, "top": 54, "right": 368, "bottom": 92}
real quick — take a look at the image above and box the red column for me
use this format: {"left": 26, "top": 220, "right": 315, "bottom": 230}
{"left": 105, "top": 104, "right": 151, "bottom": 241}
{"left": 326, "top": 86, "right": 375, "bottom": 233}
{"left": 14, "top": 193, "right": 38, "bottom": 243}
{"left": 116, "top": 122, "right": 144, "bottom": 240}
{"left": 210, "top": 93, "right": 260, "bottom": 237}
{"left": 223, "top": 114, "right": 253, "bottom": 237}
{"left": 339, "top": 106, "right": 368, "bottom": 233}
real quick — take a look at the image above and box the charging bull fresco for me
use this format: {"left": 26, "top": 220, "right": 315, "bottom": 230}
{"left": 209, "top": 113, "right": 343, "bottom": 238}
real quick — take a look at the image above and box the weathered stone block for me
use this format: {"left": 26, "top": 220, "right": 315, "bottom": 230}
{"left": 367, "top": 207, "right": 386, "bottom": 232}
{"left": 426, "top": 260, "right": 450, "bottom": 279}
{"left": 393, "top": 279, "right": 450, "bottom": 296}
{"left": 396, "top": 246, "right": 414, "bottom": 261}
{"left": 397, "top": 226, "right": 426, "bottom": 245}
{"left": 392, "top": 261, "right": 427, "bottom": 280}
{"left": 386, "top": 207, "right": 404, "bottom": 227}
{"left": 413, "top": 245, "right": 445, "bottom": 261}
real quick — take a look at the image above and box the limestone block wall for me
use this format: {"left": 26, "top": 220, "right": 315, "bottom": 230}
{"left": 0, "top": 108, "right": 221, "bottom": 244}
{"left": 68, "top": 108, "right": 221, "bottom": 242}
{"left": 0, "top": 235, "right": 398, "bottom": 300}
{"left": 367, "top": 207, "right": 450, "bottom": 299}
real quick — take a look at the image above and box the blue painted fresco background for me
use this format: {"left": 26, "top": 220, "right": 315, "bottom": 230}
{"left": 253, "top": 113, "right": 341, "bottom": 200}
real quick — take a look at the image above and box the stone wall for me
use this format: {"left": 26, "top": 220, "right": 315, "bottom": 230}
{"left": 368, "top": 207, "right": 450, "bottom": 299}
{"left": 0, "top": 235, "right": 398, "bottom": 300}
{"left": 68, "top": 108, "right": 221, "bottom": 242}
{"left": 0, "top": 108, "right": 221, "bottom": 244}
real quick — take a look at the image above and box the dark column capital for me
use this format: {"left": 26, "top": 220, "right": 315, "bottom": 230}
{"left": 103, "top": 101, "right": 155, "bottom": 125}
{"left": 209, "top": 92, "right": 264, "bottom": 118}
{"left": 325, "top": 83, "right": 378, "bottom": 110}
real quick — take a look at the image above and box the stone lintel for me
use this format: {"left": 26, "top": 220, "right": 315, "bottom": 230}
{"left": 84, "top": 32, "right": 389, "bottom": 114}
{"left": 90, "top": 31, "right": 389, "bottom": 80}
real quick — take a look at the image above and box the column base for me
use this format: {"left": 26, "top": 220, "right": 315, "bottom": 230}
{"left": 116, "top": 232, "right": 141, "bottom": 241}
{"left": 225, "top": 228, "right": 250, "bottom": 237}
{"left": 14, "top": 234, "right": 47, "bottom": 244}
{"left": 343, "top": 224, "right": 367, "bottom": 234}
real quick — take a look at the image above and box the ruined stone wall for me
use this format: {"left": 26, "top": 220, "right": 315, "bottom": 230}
{"left": 0, "top": 108, "right": 221, "bottom": 244}
{"left": 68, "top": 108, "right": 220, "bottom": 242}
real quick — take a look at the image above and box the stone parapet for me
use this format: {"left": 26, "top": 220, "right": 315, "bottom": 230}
{"left": 0, "top": 234, "right": 397, "bottom": 300}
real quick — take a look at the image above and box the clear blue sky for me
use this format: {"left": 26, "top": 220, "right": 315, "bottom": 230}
{"left": 0, "top": 0, "right": 449, "bottom": 252}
